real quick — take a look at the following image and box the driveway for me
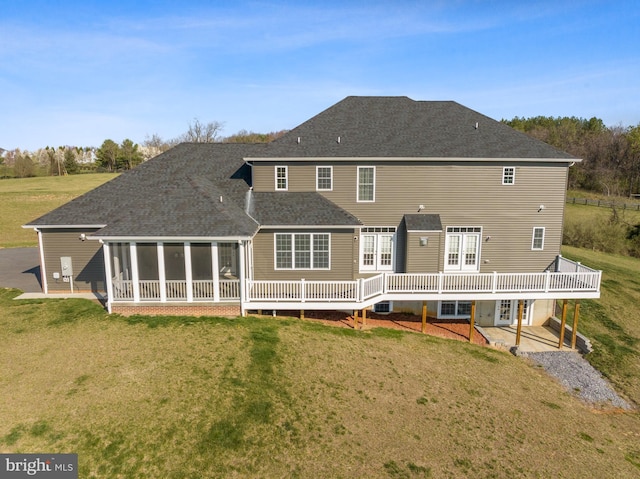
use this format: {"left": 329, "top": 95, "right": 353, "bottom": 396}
{"left": 0, "top": 247, "right": 42, "bottom": 293}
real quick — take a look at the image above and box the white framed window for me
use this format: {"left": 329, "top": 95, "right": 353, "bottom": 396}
{"left": 532, "top": 227, "right": 545, "bottom": 250}
{"left": 359, "top": 227, "right": 395, "bottom": 271}
{"left": 357, "top": 166, "right": 375, "bottom": 202}
{"left": 373, "top": 301, "right": 392, "bottom": 314}
{"left": 502, "top": 167, "right": 515, "bottom": 185}
{"left": 495, "top": 300, "right": 533, "bottom": 326}
{"left": 444, "top": 226, "right": 481, "bottom": 272}
{"left": 274, "top": 233, "right": 330, "bottom": 270}
{"left": 438, "top": 301, "right": 472, "bottom": 318}
{"left": 316, "top": 166, "right": 333, "bottom": 191}
{"left": 275, "top": 166, "right": 288, "bottom": 191}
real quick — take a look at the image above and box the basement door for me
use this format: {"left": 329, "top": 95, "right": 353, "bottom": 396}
{"left": 495, "top": 300, "right": 533, "bottom": 326}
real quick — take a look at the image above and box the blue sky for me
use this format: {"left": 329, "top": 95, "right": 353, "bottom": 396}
{"left": 1, "top": 0, "right": 639, "bottom": 150}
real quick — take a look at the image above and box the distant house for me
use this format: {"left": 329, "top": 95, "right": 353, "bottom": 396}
{"left": 24, "top": 96, "right": 600, "bottom": 329}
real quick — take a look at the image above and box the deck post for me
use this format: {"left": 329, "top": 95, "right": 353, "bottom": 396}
{"left": 300, "top": 309, "right": 304, "bottom": 320}
{"left": 558, "top": 299, "right": 568, "bottom": 349}
{"left": 469, "top": 300, "right": 476, "bottom": 343}
{"left": 353, "top": 310, "right": 359, "bottom": 330}
{"left": 515, "top": 299, "right": 524, "bottom": 346}
{"left": 421, "top": 301, "right": 427, "bottom": 333}
{"left": 571, "top": 300, "right": 580, "bottom": 350}
{"left": 362, "top": 308, "right": 367, "bottom": 327}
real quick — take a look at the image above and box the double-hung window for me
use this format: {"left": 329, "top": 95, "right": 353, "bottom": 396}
{"left": 531, "top": 227, "right": 545, "bottom": 250}
{"left": 357, "top": 166, "right": 375, "bottom": 202}
{"left": 360, "top": 227, "right": 395, "bottom": 271}
{"left": 502, "top": 167, "right": 515, "bottom": 185}
{"left": 275, "top": 233, "right": 330, "bottom": 270}
{"left": 275, "top": 166, "right": 288, "bottom": 190}
{"left": 316, "top": 166, "right": 332, "bottom": 191}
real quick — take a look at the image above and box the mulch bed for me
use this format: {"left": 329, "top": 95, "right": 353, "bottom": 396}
{"left": 263, "top": 309, "right": 488, "bottom": 346}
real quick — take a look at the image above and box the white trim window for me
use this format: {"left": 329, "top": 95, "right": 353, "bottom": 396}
{"left": 360, "top": 227, "right": 395, "bottom": 271}
{"left": 531, "top": 227, "right": 545, "bottom": 250}
{"left": 444, "top": 226, "right": 481, "bottom": 271}
{"left": 373, "top": 301, "right": 392, "bottom": 314}
{"left": 357, "top": 166, "right": 375, "bottom": 202}
{"left": 316, "top": 166, "right": 333, "bottom": 191}
{"left": 275, "top": 166, "right": 288, "bottom": 191}
{"left": 274, "top": 233, "right": 330, "bottom": 270}
{"left": 502, "top": 167, "right": 515, "bottom": 185}
{"left": 439, "top": 301, "right": 472, "bottom": 318}
{"left": 495, "top": 299, "right": 533, "bottom": 326}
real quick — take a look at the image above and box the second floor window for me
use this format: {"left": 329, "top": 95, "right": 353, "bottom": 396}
{"left": 358, "top": 166, "right": 375, "bottom": 202}
{"left": 316, "top": 166, "right": 332, "bottom": 191}
{"left": 275, "top": 166, "right": 288, "bottom": 190}
{"left": 532, "top": 227, "right": 545, "bottom": 250}
{"left": 502, "top": 167, "right": 515, "bottom": 185}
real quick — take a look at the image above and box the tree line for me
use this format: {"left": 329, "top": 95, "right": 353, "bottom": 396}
{"left": 0, "top": 119, "right": 286, "bottom": 178}
{"left": 502, "top": 116, "right": 640, "bottom": 197}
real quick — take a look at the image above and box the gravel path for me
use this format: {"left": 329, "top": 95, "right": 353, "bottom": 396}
{"left": 527, "top": 351, "right": 632, "bottom": 409}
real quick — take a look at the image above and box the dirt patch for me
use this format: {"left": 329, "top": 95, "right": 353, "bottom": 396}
{"left": 262, "top": 310, "right": 488, "bottom": 346}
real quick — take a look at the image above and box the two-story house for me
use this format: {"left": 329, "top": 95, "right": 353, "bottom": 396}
{"left": 24, "top": 96, "right": 600, "bottom": 332}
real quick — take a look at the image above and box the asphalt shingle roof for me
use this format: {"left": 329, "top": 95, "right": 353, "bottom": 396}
{"left": 266, "top": 96, "right": 577, "bottom": 160}
{"left": 25, "top": 96, "right": 577, "bottom": 238}
{"left": 403, "top": 214, "right": 443, "bottom": 231}
{"left": 249, "top": 192, "right": 361, "bottom": 227}
{"left": 26, "top": 143, "right": 264, "bottom": 237}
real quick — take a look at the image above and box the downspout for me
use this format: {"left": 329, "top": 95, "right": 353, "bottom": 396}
{"left": 35, "top": 228, "right": 48, "bottom": 294}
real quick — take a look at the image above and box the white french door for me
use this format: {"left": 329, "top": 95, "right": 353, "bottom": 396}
{"left": 445, "top": 227, "right": 481, "bottom": 271}
{"left": 495, "top": 300, "right": 533, "bottom": 326}
{"left": 360, "top": 229, "right": 394, "bottom": 272}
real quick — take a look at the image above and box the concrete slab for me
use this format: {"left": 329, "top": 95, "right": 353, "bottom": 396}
{"left": 0, "top": 247, "right": 42, "bottom": 292}
{"left": 481, "top": 325, "right": 575, "bottom": 352}
{"left": 14, "top": 292, "right": 106, "bottom": 301}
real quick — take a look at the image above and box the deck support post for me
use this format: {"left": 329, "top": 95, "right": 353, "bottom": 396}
{"left": 300, "top": 309, "right": 304, "bottom": 320}
{"left": 353, "top": 310, "right": 359, "bottom": 330}
{"left": 558, "top": 299, "right": 568, "bottom": 349}
{"left": 571, "top": 300, "right": 580, "bottom": 350}
{"left": 515, "top": 299, "right": 524, "bottom": 346}
{"left": 362, "top": 308, "right": 367, "bottom": 327}
{"left": 468, "top": 300, "right": 476, "bottom": 343}
{"left": 421, "top": 301, "right": 427, "bottom": 334}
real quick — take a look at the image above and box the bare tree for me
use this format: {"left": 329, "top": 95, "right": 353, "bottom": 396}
{"left": 178, "top": 118, "right": 224, "bottom": 143}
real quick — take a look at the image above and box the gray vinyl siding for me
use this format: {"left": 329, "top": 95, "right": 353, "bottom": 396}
{"left": 405, "top": 231, "right": 442, "bottom": 273}
{"left": 40, "top": 228, "right": 105, "bottom": 292}
{"left": 253, "top": 160, "right": 568, "bottom": 273}
{"left": 253, "top": 228, "right": 356, "bottom": 281}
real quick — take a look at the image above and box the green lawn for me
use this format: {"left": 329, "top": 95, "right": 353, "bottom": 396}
{"left": 1, "top": 288, "right": 639, "bottom": 478}
{"left": 561, "top": 246, "right": 640, "bottom": 406}
{"left": 0, "top": 174, "right": 118, "bottom": 248}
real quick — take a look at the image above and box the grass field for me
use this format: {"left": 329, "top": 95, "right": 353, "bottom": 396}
{"left": 1, "top": 177, "right": 639, "bottom": 477}
{"left": 0, "top": 288, "right": 639, "bottom": 478}
{"left": 0, "top": 174, "right": 118, "bottom": 248}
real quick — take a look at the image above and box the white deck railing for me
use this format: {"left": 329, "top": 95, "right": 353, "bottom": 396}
{"left": 245, "top": 258, "right": 601, "bottom": 304}
{"left": 110, "top": 257, "right": 600, "bottom": 306}
{"left": 112, "top": 278, "right": 240, "bottom": 302}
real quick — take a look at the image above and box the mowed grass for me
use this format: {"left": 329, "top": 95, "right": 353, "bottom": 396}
{"left": 1, "top": 289, "right": 639, "bottom": 478}
{"left": 561, "top": 246, "right": 640, "bottom": 407}
{"left": 0, "top": 174, "right": 118, "bottom": 248}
